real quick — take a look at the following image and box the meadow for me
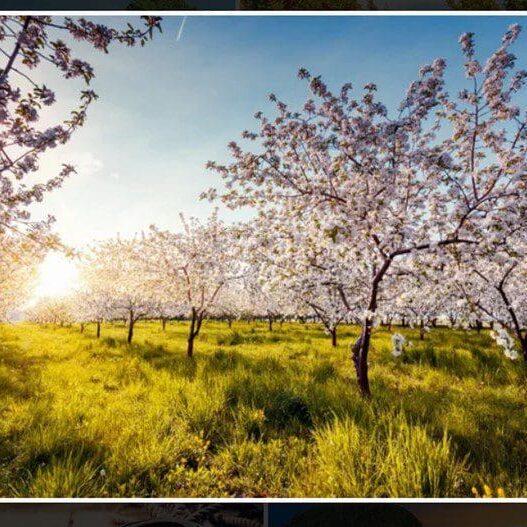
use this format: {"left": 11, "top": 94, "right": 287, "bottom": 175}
{"left": 0, "top": 320, "right": 525, "bottom": 498}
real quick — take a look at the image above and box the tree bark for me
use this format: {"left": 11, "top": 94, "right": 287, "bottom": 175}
{"left": 228, "top": 319, "right": 232, "bottom": 328}
{"left": 80, "top": 323, "right": 85, "bottom": 334}
{"left": 127, "top": 311, "right": 135, "bottom": 344}
{"left": 96, "top": 320, "right": 101, "bottom": 339}
{"left": 420, "top": 320, "right": 425, "bottom": 340}
{"left": 522, "top": 337, "right": 527, "bottom": 363}
{"left": 331, "top": 327, "right": 337, "bottom": 347}
{"left": 352, "top": 258, "right": 392, "bottom": 398}
{"left": 187, "top": 308, "right": 203, "bottom": 358}
{"left": 352, "top": 321, "right": 372, "bottom": 397}
{"left": 187, "top": 309, "right": 196, "bottom": 358}
{"left": 162, "top": 318, "right": 167, "bottom": 331}
{"left": 268, "top": 316, "right": 273, "bottom": 332}
{"left": 187, "top": 333, "right": 195, "bottom": 357}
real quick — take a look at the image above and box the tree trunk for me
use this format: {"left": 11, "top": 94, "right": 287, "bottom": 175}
{"left": 352, "top": 320, "right": 372, "bottom": 398}
{"left": 127, "top": 311, "right": 135, "bottom": 344}
{"left": 351, "top": 258, "right": 391, "bottom": 398}
{"left": 268, "top": 317, "right": 273, "bottom": 332}
{"left": 162, "top": 318, "right": 167, "bottom": 331}
{"left": 331, "top": 327, "right": 337, "bottom": 347}
{"left": 187, "top": 332, "right": 195, "bottom": 358}
{"left": 228, "top": 319, "right": 232, "bottom": 328}
{"left": 522, "top": 337, "right": 527, "bottom": 364}
{"left": 420, "top": 320, "right": 425, "bottom": 340}
{"left": 476, "top": 319, "right": 482, "bottom": 334}
{"left": 96, "top": 320, "right": 101, "bottom": 339}
{"left": 80, "top": 323, "right": 85, "bottom": 334}
{"left": 187, "top": 308, "right": 202, "bottom": 358}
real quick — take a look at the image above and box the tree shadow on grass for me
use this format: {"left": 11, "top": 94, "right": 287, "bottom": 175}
{"left": 0, "top": 340, "right": 46, "bottom": 401}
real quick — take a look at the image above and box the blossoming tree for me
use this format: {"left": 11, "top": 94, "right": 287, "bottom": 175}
{"left": 143, "top": 212, "right": 243, "bottom": 357}
{"left": 83, "top": 238, "right": 159, "bottom": 344}
{"left": 0, "top": 16, "right": 162, "bottom": 250}
{"left": 205, "top": 25, "right": 527, "bottom": 396}
{"left": 456, "top": 228, "right": 527, "bottom": 361}
{"left": 0, "top": 233, "right": 43, "bottom": 320}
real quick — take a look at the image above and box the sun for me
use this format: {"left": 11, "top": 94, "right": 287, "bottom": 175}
{"left": 32, "top": 252, "right": 80, "bottom": 300}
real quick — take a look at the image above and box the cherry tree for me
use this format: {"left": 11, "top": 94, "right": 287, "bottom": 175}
{"left": 72, "top": 262, "right": 115, "bottom": 337}
{"left": 0, "top": 233, "right": 43, "bottom": 320}
{"left": 209, "top": 280, "right": 247, "bottom": 328}
{"left": 456, "top": 229, "right": 527, "bottom": 361}
{"left": 83, "top": 238, "right": 159, "bottom": 344}
{"left": 25, "top": 295, "right": 75, "bottom": 326}
{"left": 205, "top": 25, "right": 527, "bottom": 397}
{"left": 143, "top": 212, "right": 243, "bottom": 357}
{"left": 244, "top": 221, "right": 358, "bottom": 343}
{"left": 389, "top": 261, "right": 448, "bottom": 339}
{"left": 0, "top": 16, "right": 162, "bottom": 251}
{"left": 239, "top": 271, "right": 287, "bottom": 331}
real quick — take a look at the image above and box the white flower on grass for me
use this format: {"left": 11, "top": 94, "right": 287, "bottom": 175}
{"left": 491, "top": 327, "right": 518, "bottom": 360}
{"left": 391, "top": 333, "right": 406, "bottom": 357}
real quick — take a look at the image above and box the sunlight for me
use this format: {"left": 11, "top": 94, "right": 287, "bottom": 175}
{"left": 32, "top": 252, "right": 79, "bottom": 301}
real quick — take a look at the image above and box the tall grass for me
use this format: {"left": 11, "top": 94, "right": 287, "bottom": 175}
{"left": 0, "top": 321, "right": 525, "bottom": 497}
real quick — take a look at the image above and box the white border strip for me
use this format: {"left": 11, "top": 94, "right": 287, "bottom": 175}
{"left": 0, "top": 10, "right": 526, "bottom": 15}
{"left": 2, "top": 497, "right": 527, "bottom": 503}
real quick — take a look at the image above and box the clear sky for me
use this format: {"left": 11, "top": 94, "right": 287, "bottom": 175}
{"left": 29, "top": 15, "right": 527, "bottom": 250}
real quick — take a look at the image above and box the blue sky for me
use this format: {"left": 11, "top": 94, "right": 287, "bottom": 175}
{"left": 30, "top": 15, "right": 527, "bottom": 248}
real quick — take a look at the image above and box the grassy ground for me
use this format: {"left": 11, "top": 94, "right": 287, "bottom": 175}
{"left": 0, "top": 320, "right": 525, "bottom": 497}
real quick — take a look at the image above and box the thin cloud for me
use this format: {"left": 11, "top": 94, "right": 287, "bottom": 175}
{"left": 176, "top": 17, "right": 187, "bottom": 42}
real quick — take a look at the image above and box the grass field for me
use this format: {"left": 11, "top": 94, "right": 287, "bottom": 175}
{"left": 0, "top": 320, "right": 525, "bottom": 497}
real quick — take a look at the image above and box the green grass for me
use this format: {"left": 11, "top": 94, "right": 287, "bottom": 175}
{"left": 0, "top": 320, "right": 525, "bottom": 497}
